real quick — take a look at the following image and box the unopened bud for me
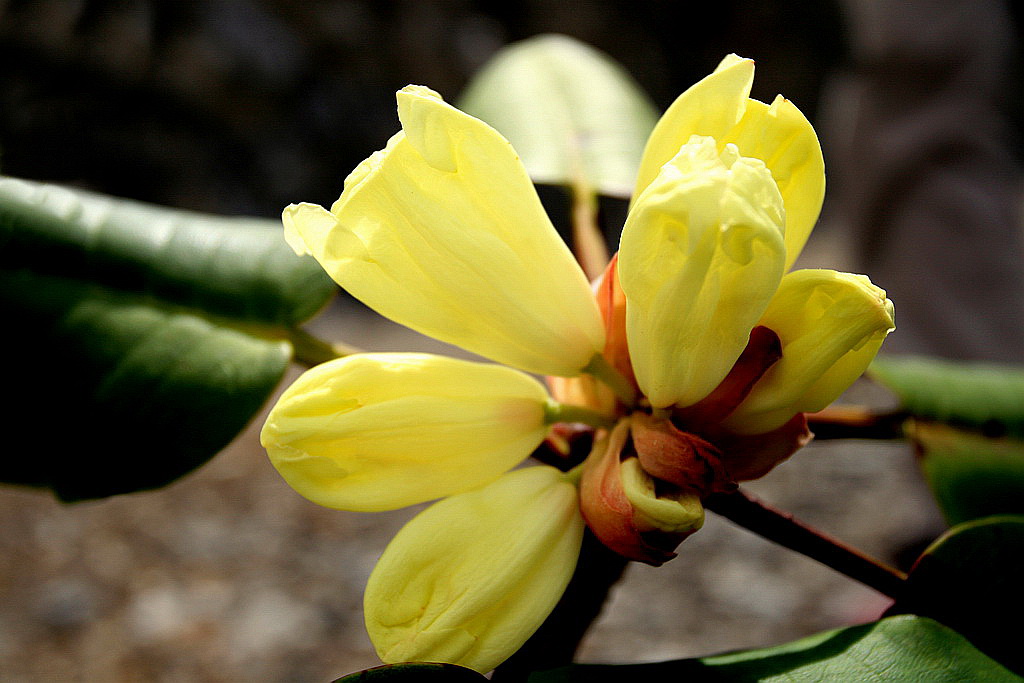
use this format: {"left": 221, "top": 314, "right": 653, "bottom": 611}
{"left": 579, "top": 417, "right": 702, "bottom": 566}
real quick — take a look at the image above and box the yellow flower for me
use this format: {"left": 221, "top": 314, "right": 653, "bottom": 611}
{"left": 282, "top": 85, "right": 604, "bottom": 378}
{"left": 262, "top": 353, "right": 553, "bottom": 511}
{"left": 262, "top": 54, "right": 894, "bottom": 672}
{"left": 365, "top": 467, "right": 583, "bottom": 673}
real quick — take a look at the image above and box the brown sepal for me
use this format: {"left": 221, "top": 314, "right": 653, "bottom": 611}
{"left": 594, "top": 254, "right": 637, "bottom": 391}
{"left": 675, "top": 326, "right": 782, "bottom": 427}
{"left": 631, "top": 412, "right": 732, "bottom": 496}
{"left": 714, "top": 413, "right": 814, "bottom": 482}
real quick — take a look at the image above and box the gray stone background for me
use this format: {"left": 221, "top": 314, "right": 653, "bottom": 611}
{"left": 1, "top": 1, "right": 1021, "bottom": 681}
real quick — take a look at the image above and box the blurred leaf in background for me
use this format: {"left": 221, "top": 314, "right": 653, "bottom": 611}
{"left": 458, "top": 34, "right": 659, "bottom": 199}
{"left": 870, "top": 356, "right": 1024, "bottom": 524}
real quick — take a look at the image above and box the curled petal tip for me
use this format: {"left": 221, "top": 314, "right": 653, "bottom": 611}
{"left": 725, "top": 270, "right": 895, "bottom": 434}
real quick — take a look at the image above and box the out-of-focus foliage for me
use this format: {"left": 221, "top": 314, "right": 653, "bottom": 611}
{"left": 909, "top": 422, "right": 1024, "bottom": 525}
{"left": 458, "top": 34, "right": 659, "bottom": 197}
{"left": 870, "top": 356, "right": 1024, "bottom": 524}
{"left": 871, "top": 356, "right": 1024, "bottom": 439}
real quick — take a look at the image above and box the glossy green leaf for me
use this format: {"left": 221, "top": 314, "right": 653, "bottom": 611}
{"left": 334, "top": 663, "right": 487, "bottom": 683}
{"left": 888, "top": 515, "right": 1024, "bottom": 675}
{"left": 909, "top": 421, "right": 1024, "bottom": 525}
{"left": 527, "top": 615, "right": 1020, "bottom": 682}
{"left": 0, "top": 177, "right": 335, "bottom": 500}
{"left": 458, "top": 34, "right": 659, "bottom": 198}
{"left": 0, "top": 177, "right": 334, "bottom": 325}
{"left": 870, "top": 356, "right": 1024, "bottom": 438}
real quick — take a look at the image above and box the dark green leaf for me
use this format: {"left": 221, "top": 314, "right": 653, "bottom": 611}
{"left": 0, "top": 177, "right": 335, "bottom": 325}
{"left": 528, "top": 615, "right": 1020, "bottom": 682}
{"left": 869, "top": 355, "right": 1024, "bottom": 438}
{"left": 0, "top": 177, "right": 335, "bottom": 500}
{"left": 909, "top": 422, "right": 1024, "bottom": 525}
{"left": 458, "top": 34, "right": 659, "bottom": 198}
{"left": 334, "top": 662, "right": 488, "bottom": 683}
{"left": 887, "top": 515, "right": 1024, "bottom": 675}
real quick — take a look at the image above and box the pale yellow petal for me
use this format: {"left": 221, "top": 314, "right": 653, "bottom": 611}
{"left": 619, "top": 136, "right": 787, "bottom": 409}
{"left": 620, "top": 458, "right": 704, "bottom": 534}
{"left": 722, "top": 95, "right": 825, "bottom": 270}
{"left": 365, "top": 466, "right": 584, "bottom": 673}
{"left": 260, "top": 353, "right": 550, "bottom": 511}
{"left": 724, "top": 269, "right": 895, "bottom": 434}
{"left": 634, "top": 56, "right": 824, "bottom": 269}
{"left": 286, "top": 86, "right": 604, "bottom": 377}
{"left": 633, "top": 55, "right": 754, "bottom": 199}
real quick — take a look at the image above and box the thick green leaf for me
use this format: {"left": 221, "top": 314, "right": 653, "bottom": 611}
{"left": 888, "top": 515, "right": 1024, "bottom": 675}
{"left": 334, "top": 663, "right": 487, "bottom": 682}
{"left": 870, "top": 356, "right": 1024, "bottom": 438}
{"left": 0, "top": 177, "right": 335, "bottom": 500}
{"left": 909, "top": 421, "right": 1024, "bottom": 525}
{"left": 458, "top": 34, "right": 659, "bottom": 198}
{"left": 0, "top": 177, "right": 334, "bottom": 325}
{"left": 528, "top": 615, "right": 1020, "bottom": 682}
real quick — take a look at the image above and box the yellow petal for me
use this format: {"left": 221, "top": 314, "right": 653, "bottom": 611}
{"left": 723, "top": 269, "right": 895, "bottom": 434}
{"left": 260, "top": 353, "right": 550, "bottom": 511}
{"left": 284, "top": 86, "right": 604, "bottom": 378}
{"left": 633, "top": 55, "right": 753, "bottom": 199}
{"left": 364, "top": 466, "right": 584, "bottom": 673}
{"left": 634, "top": 55, "right": 824, "bottom": 269}
{"left": 618, "top": 136, "right": 787, "bottom": 409}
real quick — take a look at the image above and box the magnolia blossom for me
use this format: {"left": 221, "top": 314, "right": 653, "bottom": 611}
{"left": 261, "top": 54, "right": 894, "bottom": 673}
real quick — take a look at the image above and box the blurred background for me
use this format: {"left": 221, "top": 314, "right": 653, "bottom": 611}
{"left": 0, "top": 1, "right": 1021, "bottom": 681}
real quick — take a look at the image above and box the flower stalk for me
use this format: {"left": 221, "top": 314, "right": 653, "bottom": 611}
{"left": 545, "top": 400, "right": 617, "bottom": 429}
{"left": 287, "top": 326, "right": 359, "bottom": 367}
{"left": 583, "top": 353, "right": 638, "bottom": 406}
{"left": 704, "top": 487, "right": 908, "bottom": 599}
{"left": 805, "top": 405, "right": 908, "bottom": 440}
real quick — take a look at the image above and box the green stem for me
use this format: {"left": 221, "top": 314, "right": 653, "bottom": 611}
{"left": 545, "top": 400, "right": 616, "bottom": 430}
{"left": 583, "top": 354, "right": 637, "bottom": 406}
{"left": 287, "top": 327, "right": 359, "bottom": 367}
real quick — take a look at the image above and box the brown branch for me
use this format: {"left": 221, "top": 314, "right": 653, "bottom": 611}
{"left": 704, "top": 488, "right": 908, "bottom": 599}
{"left": 806, "top": 405, "right": 908, "bottom": 440}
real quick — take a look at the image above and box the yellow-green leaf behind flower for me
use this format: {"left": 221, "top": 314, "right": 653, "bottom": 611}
{"left": 364, "top": 466, "right": 584, "bottom": 673}
{"left": 283, "top": 86, "right": 605, "bottom": 378}
{"left": 260, "top": 353, "right": 551, "bottom": 511}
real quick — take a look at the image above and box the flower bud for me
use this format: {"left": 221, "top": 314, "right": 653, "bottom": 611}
{"left": 261, "top": 353, "right": 551, "bottom": 511}
{"left": 364, "top": 466, "right": 583, "bottom": 673}
{"left": 619, "top": 136, "right": 786, "bottom": 409}
{"left": 630, "top": 411, "right": 729, "bottom": 495}
{"left": 724, "top": 269, "right": 895, "bottom": 434}
{"left": 620, "top": 458, "right": 704, "bottom": 535}
{"left": 580, "top": 418, "right": 703, "bottom": 565}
